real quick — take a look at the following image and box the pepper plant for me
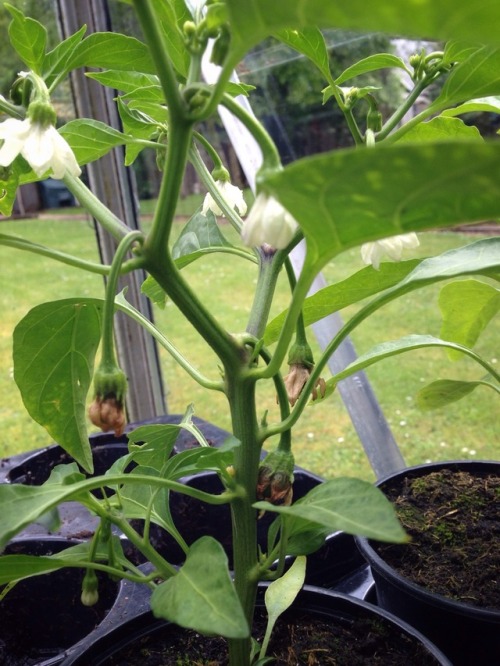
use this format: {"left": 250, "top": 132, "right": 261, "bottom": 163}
{"left": 1, "top": 1, "right": 500, "bottom": 664}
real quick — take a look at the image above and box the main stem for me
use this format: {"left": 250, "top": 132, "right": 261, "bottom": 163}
{"left": 226, "top": 368, "right": 262, "bottom": 666}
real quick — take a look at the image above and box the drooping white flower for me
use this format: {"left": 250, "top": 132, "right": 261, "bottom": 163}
{"left": 202, "top": 180, "right": 247, "bottom": 217}
{"left": 0, "top": 117, "right": 81, "bottom": 179}
{"left": 241, "top": 193, "right": 299, "bottom": 249}
{"left": 360, "top": 233, "right": 420, "bottom": 270}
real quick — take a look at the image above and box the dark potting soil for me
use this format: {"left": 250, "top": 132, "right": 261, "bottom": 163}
{"left": 98, "top": 608, "right": 443, "bottom": 665}
{"left": 0, "top": 547, "right": 119, "bottom": 666}
{"left": 374, "top": 469, "right": 500, "bottom": 610}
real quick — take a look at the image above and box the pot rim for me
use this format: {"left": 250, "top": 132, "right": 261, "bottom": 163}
{"left": 61, "top": 584, "right": 452, "bottom": 665}
{"left": 356, "top": 459, "right": 500, "bottom": 622}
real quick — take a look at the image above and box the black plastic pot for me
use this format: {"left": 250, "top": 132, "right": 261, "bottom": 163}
{"left": 61, "top": 584, "right": 452, "bottom": 665}
{"left": 0, "top": 415, "right": 232, "bottom": 541}
{"left": 0, "top": 537, "right": 121, "bottom": 666}
{"left": 356, "top": 460, "right": 500, "bottom": 666}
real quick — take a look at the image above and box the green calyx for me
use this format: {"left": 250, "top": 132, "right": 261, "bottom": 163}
{"left": 93, "top": 363, "right": 128, "bottom": 402}
{"left": 81, "top": 569, "right": 99, "bottom": 607}
{"left": 287, "top": 341, "right": 314, "bottom": 369}
{"left": 27, "top": 100, "right": 57, "bottom": 128}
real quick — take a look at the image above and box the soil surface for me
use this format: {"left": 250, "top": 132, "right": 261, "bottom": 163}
{"left": 101, "top": 607, "right": 444, "bottom": 665}
{"left": 373, "top": 468, "right": 500, "bottom": 609}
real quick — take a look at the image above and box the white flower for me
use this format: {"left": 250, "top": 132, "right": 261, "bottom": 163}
{"left": 241, "top": 193, "right": 299, "bottom": 249}
{"left": 202, "top": 180, "right": 247, "bottom": 217}
{"left": 360, "top": 233, "right": 420, "bottom": 270}
{"left": 0, "top": 117, "right": 81, "bottom": 179}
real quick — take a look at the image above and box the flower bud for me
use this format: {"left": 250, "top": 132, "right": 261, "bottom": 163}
{"left": 241, "top": 193, "right": 299, "bottom": 250}
{"left": 81, "top": 569, "right": 99, "bottom": 607}
{"left": 283, "top": 363, "right": 326, "bottom": 407}
{"left": 88, "top": 364, "right": 127, "bottom": 436}
{"left": 256, "top": 450, "right": 295, "bottom": 506}
{"left": 360, "top": 233, "right": 420, "bottom": 270}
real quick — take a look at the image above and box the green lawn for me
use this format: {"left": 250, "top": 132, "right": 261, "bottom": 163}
{"left": 1, "top": 205, "right": 498, "bottom": 480}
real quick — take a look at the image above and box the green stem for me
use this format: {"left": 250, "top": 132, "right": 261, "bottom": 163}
{"left": 100, "top": 231, "right": 144, "bottom": 365}
{"left": 0, "top": 233, "right": 110, "bottom": 274}
{"left": 226, "top": 371, "right": 262, "bottom": 666}
{"left": 377, "top": 73, "right": 444, "bottom": 142}
{"left": 0, "top": 97, "right": 24, "bottom": 119}
{"left": 147, "top": 252, "right": 241, "bottom": 370}
{"left": 131, "top": 0, "right": 185, "bottom": 119}
{"left": 246, "top": 248, "right": 285, "bottom": 338}
{"left": 63, "top": 174, "right": 131, "bottom": 240}
{"left": 220, "top": 93, "right": 281, "bottom": 171}
{"left": 145, "top": 123, "right": 193, "bottom": 257}
{"left": 115, "top": 297, "right": 224, "bottom": 391}
{"left": 189, "top": 143, "right": 248, "bottom": 234}
{"left": 255, "top": 269, "right": 314, "bottom": 380}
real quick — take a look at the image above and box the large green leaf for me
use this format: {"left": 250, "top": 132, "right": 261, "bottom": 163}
{"left": 439, "top": 279, "right": 500, "bottom": 358}
{"left": 172, "top": 210, "right": 234, "bottom": 268}
{"left": 263, "top": 142, "right": 500, "bottom": 271}
{"left": 335, "top": 53, "right": 409, "bottom": 85}
{"left": 0, "top": 555, "right": 66, "bottom": 585}
{"left": 86, "top": 70, "right": 159, "bottom": 94}
{"left": 275, "top": 27, "right": 331, "bottom": 80}
{"left": 13, "top": 299, "right": 103, "bottom": 473}
{"left": 43, "top": 26, "right": 87, "bottom": 89}
{"left": 254, "top": 477, "right": 407, "bottom": 543}
{"left": 442, "top": 96, "right": 500, "bottom": 118}
{"left": 5, "top": 4, "right": 46, "bottom": 74}
{"left": 154, "top": 0, "right": 191, "bottom": 79}
{"left": 67, "top": 32, "right": 155, "bottom": 73}
{"left": 117, "top": 466, "right": 172, "bottom": 532}
{"left": 151, "top": 536, "right": 249, "bottom": 638}
{"left": 225, "top": 1, "right": 500, "bottom": 53}
{"left": 59, "top": 119, "right": 134, "bottom": 166}
{"left": 325, "top": 334, "right": 498, "bottom": 389}
{"left": 416, "top": 378, "right": 498, "bottom": 409}
{"left": 396, "top": 117, "right": 483, "bottom": 143}
{"left": 430, "top": 46, "right": 500, "bottom": 112}
{"left": 265, "top": 260, "right": 420, "bottom": 346}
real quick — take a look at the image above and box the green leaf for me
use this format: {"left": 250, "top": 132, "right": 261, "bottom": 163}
{"left": 153, "top": 0, "right": 191, "bottom": 79}
{"left": 5, "top": 3, "right": 46, "bottom": 74}
{"left": 13, "top": 299, "right": 103, "bottom": 473}
{"left": 117, "top": 466, "right": 172, "bottom": 532}
{"left": 260, "top": 556, "right": 306, "bottom": 658}
{"left": 141, "top": 275, "right": 167, "bottom": 309}
{"left": 172, "top": 210, "right": 233, "bottom": 268}
{"left": 67, "top": 32, "right": 155, "bottom": 73}
{"left": 326, "top": 335, "right": 493, "bottom": 391}
{"left": 151, "top": 536, "right": 249, "bottom": 638}
{"left": 43, "top": 26, "right": 87, "bottom": 89}
{"left": 275, "top": 27, "right": 331, "bottom": 80}
{"left": 396, "top": 116, "right": 483, "bottom": 143}
{"left": 59, "top": 119, "right": 134, "bottom": 165}
{"left": 439, "top": 279, "right": 500, "bottom": 358}
{"left": 431, "top": 46, "right": 500, "bottom": 111}
{"left": 0, "top": 482, "right": 90, "bottom": 549}
{"left": 0, "top": 554, "right": 66, "bottom": 585}
{"left": 86, "top": 70, "right": 160, "bottom": 94}
{"left": 442, "top": 96, "right": 500, "bottom": 118}
{"left": 126, "top": 423, "right": 181, "bottom": 469}
{"left": 255, "top": 478, "right": 407, "bottom": 543}
{"left": 0, "top": 163, "right": 21, "bottom": 217}
{"left": 225, "top": 1, "right": 500, "bottom": 53}
{"left": 265, "top": 260, "right": 420, "bottom": 346}
{"left": 264, "top": 142, "right": 500, "bottom": 272}
{"left": 416, "top": 379, "right": 490, "bottom": 410}
{"left": 335, "top": 53, "right": 409, "bottom": 85}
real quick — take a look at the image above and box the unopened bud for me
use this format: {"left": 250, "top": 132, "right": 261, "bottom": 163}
{"left": 81, "top": 569, "right": 99, "bottom": 607}
{"left": 257, "top": 450, "right": 294, "bottom": 506}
